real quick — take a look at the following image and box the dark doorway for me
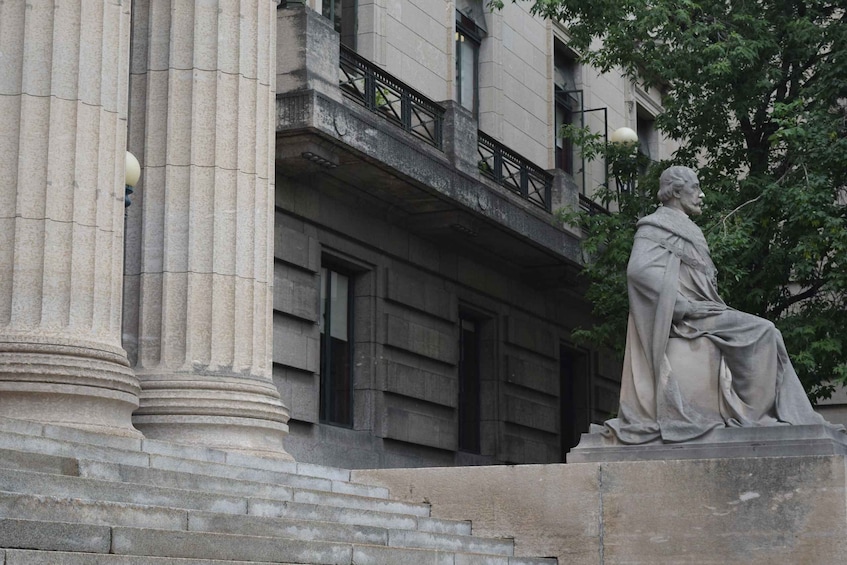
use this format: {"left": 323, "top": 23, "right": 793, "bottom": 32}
{"left": 458, "top": 315, "right": 482, "bottom": 453}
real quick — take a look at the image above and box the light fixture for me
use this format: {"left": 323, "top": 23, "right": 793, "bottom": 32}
{"left": 610, "top": 126, "right": 638, "bottom": 145}
{"left": 609, "top": 127, "right": 638, "bottom": 194}
{"left": 125, "top": 151, "right": 141, "bottom": 208}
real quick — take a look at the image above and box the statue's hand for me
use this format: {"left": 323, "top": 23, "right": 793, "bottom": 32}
{"left": 686, "top": 301, "right": 726, "bottom": 319}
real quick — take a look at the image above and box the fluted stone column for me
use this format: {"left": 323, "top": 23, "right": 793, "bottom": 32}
{"left": 124, "top": 0, "right": 291, "bottom": 458}
{"left": 0, "top": 0, "right": 140, "bottom": 436}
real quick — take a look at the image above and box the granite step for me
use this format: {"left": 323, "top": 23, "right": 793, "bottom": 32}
{"left": 0, "top": 417, "right": 556, "bottom": 564}
{"left": 0, "top": 491, "right": 473, "bottom": 549}
{"left": 0, "top": 424, "right": 385, "bottom": 499}
{"left": 0, "top": 519, "right": 534, "bottom": 565}
{"left": 0, "top": 465, "right": 430, "bottom": 519}
{"left": 0, "top": 416, "right": 371, "bottom": 491}
{"left": 75, "top": 459, "right": 390, "bottom": 504}
{"left": 0, "top": 475, "right": 467, "bottom": 538}
{"left": 0, "top": 491, "right": 188, "bottom": 531}
{"left": 1, "top": 550, "right": 285, "bottom": 565}
{"left": 111, "top": 525, "right": 543, "bottom": 565}
{"left": 187, "top": 511, "right": 512, "bottom": 555}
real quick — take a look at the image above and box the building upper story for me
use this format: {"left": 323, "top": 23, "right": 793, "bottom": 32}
{"left": 290, "top": 0, "right": 676, "bottom": 201}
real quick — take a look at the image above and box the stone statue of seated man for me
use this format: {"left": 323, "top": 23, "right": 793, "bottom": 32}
{"left": 603, "top": 165, "right": 837, "bottom": 444}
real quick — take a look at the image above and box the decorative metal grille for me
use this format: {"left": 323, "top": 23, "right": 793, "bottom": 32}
{"left": 339, "top": 46, "right": 444, "bottom": 150}
{"left": 477, "top": 131, "right": 553, "bottom": 211}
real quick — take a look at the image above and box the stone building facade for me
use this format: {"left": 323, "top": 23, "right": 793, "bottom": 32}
{"left": 1, "top": 0, "right": 674, "bottom": 470}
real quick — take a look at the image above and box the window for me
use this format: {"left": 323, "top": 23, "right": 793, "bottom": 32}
{"left": 636, "top": 105, "right": 657, "bottom": 173}
{"left": 458, "top": 315, "right": 481, "bottom": 453}
{"left": 455, "top": 11, "right": 482, "bottom": 116}
{"left": 319, "top": 266, "right": 353, "bottom": 426}
{"left": 554, "top": 42, "right": 579, "bottom": 174}
{"left": 317, "top": 0, "right": 357, "bottom": 50}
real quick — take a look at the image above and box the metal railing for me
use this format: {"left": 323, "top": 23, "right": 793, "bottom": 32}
{"left": 339, "top": 45, "right": 444, "bottom": 150}
{"left": 578, "top": 193, "right": 609, "bottom": 216}
{"left": 477, "top": 131, "right": 553, "bottom": 211}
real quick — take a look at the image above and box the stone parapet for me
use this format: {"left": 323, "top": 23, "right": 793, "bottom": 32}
{"left": 276, "top": 3, "right": 342, "bottom": 101}
{"left": 440, "top": 100, "right": 480, "bottom": 178}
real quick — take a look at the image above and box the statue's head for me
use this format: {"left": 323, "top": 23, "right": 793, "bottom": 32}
{"left": 658, "top": 166, "right": 703, "bottom": 216}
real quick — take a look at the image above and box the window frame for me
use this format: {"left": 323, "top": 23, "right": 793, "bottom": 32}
{"left": 319, "top": 265, "right": 355, "bottom": 427}
{"left": 455, "top": 12, "right": 482, "bottom": 117}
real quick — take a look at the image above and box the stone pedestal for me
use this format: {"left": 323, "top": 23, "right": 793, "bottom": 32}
{"left": 0, "top": 0, "right": 140, "bottom": 436}
{"left": 124, "top": 0, "right": 291, "bottom": 459}
{"left": 354, "top": 453, "right": 847, "bottom": 565}
{"left": 568, "top": 424, "right": 847, "bottom": 462}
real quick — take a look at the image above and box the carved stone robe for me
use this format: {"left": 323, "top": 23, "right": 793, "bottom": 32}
{"left": 604, "top": 206, "right": 832, "bottom": 444}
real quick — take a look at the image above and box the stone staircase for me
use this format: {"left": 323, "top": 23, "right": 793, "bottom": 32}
{"left": 0, "top": 417, "right": 556, "bottom": 565}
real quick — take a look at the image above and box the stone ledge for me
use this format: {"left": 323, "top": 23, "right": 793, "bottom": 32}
{"left": 567, "top": 423, "right": 847, "bottom": 463}
{"left": 276, "top": 89, "right": 583, "bottom": 270}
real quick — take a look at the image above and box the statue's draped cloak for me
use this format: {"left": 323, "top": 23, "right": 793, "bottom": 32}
{"left": 604, "top": 206, "right": 831, "bottom": 444}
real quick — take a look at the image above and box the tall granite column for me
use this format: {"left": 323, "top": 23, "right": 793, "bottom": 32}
{"left": 0, "top": 0, "right": 140, "bottom": 435}
{"left": 124, "top": 0, "right": 291, "bottom": 458}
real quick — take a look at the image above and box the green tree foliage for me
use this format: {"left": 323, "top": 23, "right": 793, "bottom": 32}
{"left": 493, "top": 0, "right": 847, "bottom": 400}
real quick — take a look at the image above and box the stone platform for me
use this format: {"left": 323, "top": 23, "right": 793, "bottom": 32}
{"left": 567, "top": 423, "right": 847, "bottom": 463}
{"left": 355, "top": 452, "right": 847, "bottom": 564}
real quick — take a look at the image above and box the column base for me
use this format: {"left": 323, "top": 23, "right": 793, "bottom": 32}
{"left": 133, "top": 373, "right": 294, "bottom": 460}
{"left": 0, "top": 337, "right": 142, "bottom": 438}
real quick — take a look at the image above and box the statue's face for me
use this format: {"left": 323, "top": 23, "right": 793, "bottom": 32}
{"left": 677, "top": 175, "right": 704, "bottom": 216}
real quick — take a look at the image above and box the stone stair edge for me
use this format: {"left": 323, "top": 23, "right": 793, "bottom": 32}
{"left": 2, "top": 549, "right": 557, "bottom": 565}
{"left": 1, "top": 548, "right": 310, "bottom": 565}
{"left": 0, "top": 459, "right": 470, "bottom": 536}
{"left": 0, "top": 415, "right": 354, "bottom": 484}
{"left": 0, "top": 520, "right": 542, "bottom": 564}
{"left": 0, "top": 465, "right": 431, "bottom": 520}
{"left": 0, "top": 489, "right": 473, "bottom": 541}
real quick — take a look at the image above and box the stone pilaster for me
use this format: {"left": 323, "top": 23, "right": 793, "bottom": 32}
{"left": 0, "top": 0, "right": 140, "bottom": 435}
{"left": 124, "top": 0, "right": 292, "bottom": 458}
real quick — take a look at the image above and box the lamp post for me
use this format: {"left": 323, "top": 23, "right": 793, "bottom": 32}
{"left": 125, "top": 151, "right": 141, "bottom": 210}
{"left": 609, "top": 126, "right": 639, "bottom": 195}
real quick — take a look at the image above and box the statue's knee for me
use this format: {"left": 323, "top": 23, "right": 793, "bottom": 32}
{"left": 666, "top": 337, "right": 722, "bottom": 415}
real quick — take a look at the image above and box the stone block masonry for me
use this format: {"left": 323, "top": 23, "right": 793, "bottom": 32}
{"left": 355, "top": 454, "right": 847, "bottom": 564}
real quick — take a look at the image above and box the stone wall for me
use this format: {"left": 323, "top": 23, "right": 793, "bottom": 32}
{"left": 353, "top": 455, "right": 847, "bottom": 564}
{"left": 272, "top": 171, "right": 608, "bottom": 468}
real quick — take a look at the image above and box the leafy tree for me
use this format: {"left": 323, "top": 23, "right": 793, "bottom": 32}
{"left": 492, "top": 0, "right": 847, "bottom": 400}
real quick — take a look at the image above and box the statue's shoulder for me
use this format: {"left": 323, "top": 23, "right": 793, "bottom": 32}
{"left": 637, "top": 207, "right": 703, "bottom": 243}
{"left": 636, "top": 208, "right": 676, "bottom": 234}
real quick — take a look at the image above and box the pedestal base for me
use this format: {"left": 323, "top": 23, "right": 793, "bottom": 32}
{"left": 567, "top": 423, "right": 847, "bottom": 462}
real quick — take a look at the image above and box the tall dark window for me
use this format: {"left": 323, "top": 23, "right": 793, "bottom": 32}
{"left": 319, "top": 267, "right": 353, "bottom": 426}
{"left": 319, "top": 0, "right": 357, "bottom": 50}
{"left": 458, "top": 315, "right": 481, "bottom": 453}
{"left": 636, "top": 105, "right": 657, "bottom": 175}
{"left": 455, "top": 12, "right": 481, "bottom": 116}
{"left": 554, "top": 43, "right": 578, "bottom": 174}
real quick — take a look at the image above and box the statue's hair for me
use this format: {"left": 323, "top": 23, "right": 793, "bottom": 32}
{"left": 658, "top": 166, "right": 697, "bottom": 203}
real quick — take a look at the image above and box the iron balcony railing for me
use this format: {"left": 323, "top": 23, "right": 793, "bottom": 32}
{"left": 578, "top": 193, "right": 609, "bottom": 216}
{"left": 339, "top": 45, "right": 444, "bottom": 150}
{"left": 477, "top": 131, "right": 553, "bottom": 212}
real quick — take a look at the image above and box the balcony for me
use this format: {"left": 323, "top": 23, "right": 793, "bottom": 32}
{"left": 339, "top": 46, "right": 444, "bottom": 150}
{"left": 274, "top": 3, "right": 582, "bottom": 278}
{"left": 477, "top": 131, "right": 553, "bottom": 212}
